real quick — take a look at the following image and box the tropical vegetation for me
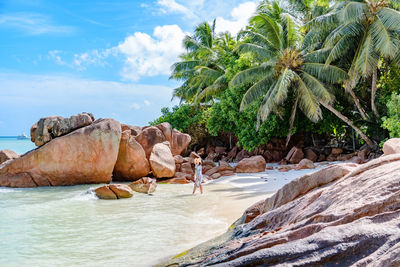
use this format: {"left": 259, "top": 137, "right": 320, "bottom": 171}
{"left": 152, "top": 0, "right": 400, "bottom": 151}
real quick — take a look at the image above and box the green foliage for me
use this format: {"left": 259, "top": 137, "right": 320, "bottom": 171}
{"left": 207, "top": 86, "right": 288, "bottom": 151}
{"left": 382, "top": 93, "right": 400, "bottom": 138}
{"left": 151, "top": 0, "right": 400, "bottom": 151}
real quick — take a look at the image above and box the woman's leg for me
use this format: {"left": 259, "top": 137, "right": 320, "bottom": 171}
{"left": 199, "top": 184, "right": 203, "bottom": 194}
{"left": 192, "top": 184, "right": 197, "bottom": 194}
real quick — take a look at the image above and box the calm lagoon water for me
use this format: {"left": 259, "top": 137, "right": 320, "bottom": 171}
{"left": 0, "top": 137, "right": 247, "bottom": 266}
{"left": 0, "top": 137, "right": 36, "bottom": 154}
{"left": 0, "top": 184, "right": 235, "bottom": 266}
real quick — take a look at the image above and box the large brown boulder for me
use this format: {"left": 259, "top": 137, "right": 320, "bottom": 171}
{"left": 94, "top": 184, "right": 133, "bottom": 199}
{"left": 149, "top": 143, "right": 176, "bottom": 178}
{"left": 129, "top": 177, "right": 157, "bottom": 194}
{"left": 383, "top": 138, "right": 400, "bottom": 155}
{"left": 113, "top": 130, "right": 150, "bottom": 181}
{"left": 170, "top": 129, "right": 191, "bottom": 156}
{"left": 304, "top": 148, "right": 317, "bottom": 162}
{"left": 156, "top": 122, "right": 173, "bottom": 145}
{"left": 235, "top": 156, "right": 266, "bottom": 173}
{"left": 285, "top": 146, "right": 304, "bottom": 164}
{"left": 0, "top": 150, "right": 19, "bottom": 164}
{"left": 0, "top": 119, "right": 121, "bottom": 187}
{"left": 121, "top": 124, "right": 142, "bottom": 137}
{"left": 31, "top": 112, "right": 94, "bottom": 146}
{"left": 164, "top": 155, "right": 400, "bottom": 266}
{"left": 135, "top": 126, "right": 166, "bottom": 159}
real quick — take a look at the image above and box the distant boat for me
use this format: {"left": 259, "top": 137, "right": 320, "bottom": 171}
{"left": 17, "top": 133, "right": 29, "bottom": 140}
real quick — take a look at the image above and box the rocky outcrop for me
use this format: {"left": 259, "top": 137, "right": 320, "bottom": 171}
{"left": 171, "top": 129, "right": 191, "bottom": 156}
{"left": 30, "top": 113, "right": 94, "bottom": 146}
{"left": 0, "top": 119, "right": 121, "bottom": 187}
{"left": 383, "top": 138, "right": 400, "bottom": 155}
{"left": 113, "top": 130, "right": 150, "bottom": 181}
{"left": 163, "top": 144, "right": 400, "bottom": 266}
{"left": 156, "top": 122, "right": 173, "bottom": 145}
{"left": 149, "top": 142, "right": 176, "bottom": 178}
{"left": 129, "top": 177, "right": 157, "bottom": 194}
{"left": 0, "top": 149, "right": 19, "bottom": 164}
{"left": 135, "top": 126, "right": 166, "bottom": 159}
{"left": 285, "top": 146, "right": 304, "bottom": 164}
{"left": 304, "top": 148, "right": 317, "bottom": 162}
{"left": 235, "top": 156, "right": 266, "bottom": 173}
{"left": 121, "top": 124, "right": 142, "bottom": 137}
{"left": 94, "top": 184, "right": 133, "bottom": 199}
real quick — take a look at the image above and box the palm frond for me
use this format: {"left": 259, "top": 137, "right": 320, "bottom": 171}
{"left": 240, "top": 73, "right": 274, "bottom": 111}
{"left": 355, "top": 31, "right": 379, "bottom": 76}
{"left": 258, "top": 68, "right": 294, "bottom": 121}
{"left": 377, "top": 7, "right": 400, "bottom": 32}
{"left": 235, "top": 43, "right": 274, "bottom": 60}
{"left": 301, "top": 71, "right": 334, "bottom": 104}
{"left": 294, "top": 73, "right": 322, "bottom": 123}
{"left": 230, "top": 63, "right": 273, "bottom": 88}
{"left": 302, "top": 62, "right": 348, "bottom": 84}
{"left": 340, "top": 1, "right": 368, "bottom": 22}
{"left": 250, "top": 14, "right": 282, "bottom": 50}
{"left": 371, "top": 16, "right": 398, "bottom": 58}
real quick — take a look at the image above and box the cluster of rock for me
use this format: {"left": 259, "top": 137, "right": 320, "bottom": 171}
{"left": 0, "top": 114, "right": 191, "bottom": 188}
{"left": 194, "top": 137, "right": 377, "bottom": 168}
{"left": 94, "top": 177, "right": 157, "bottom": 199}
{"left": 162, "top": 138, "right": 400, "bottom": 266}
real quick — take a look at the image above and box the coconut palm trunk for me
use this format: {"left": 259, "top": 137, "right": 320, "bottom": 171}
{"left": 286, "top": 96, "right": 298, "bottom": 147}
{"left": 348, "top": 87, "right": 369, "bottom": 120}
{"left": 319, "top": 101, "right": 374, "bottom": 148}
{"left": 371, "top": 67, "right": 379, "bottom": 118}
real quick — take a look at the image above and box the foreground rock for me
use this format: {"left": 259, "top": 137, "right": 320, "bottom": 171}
{"left": 0, "top": 150, "right": 19, "bottom": 164}
{"left": 113, "top": 130, "right": 150, "bottom": 181}
{"left": 0, "top": 119, "right": 121, "bottom": 187}
{"left": 129, "top": 177, "right": 157, "bottom": 194}
{"left": 162, "top": 146, "right": 400, "bottom": 266}
{"left": 149, "top": 142, "right": 176, "bottom": 178}
{"left": 94, "top": 184, "right": 133, "bottom": 199}
{"left": 235, "top": 156, "right": 266, "bottom": 173}
{"left": 30, "top": 112, "right": 94, "bottom": 146}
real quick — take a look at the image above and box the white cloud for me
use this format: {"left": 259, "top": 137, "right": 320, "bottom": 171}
{"left": 157, "top": 0, "right": 195, "bottom": 18}
{"left": 47, "top": 1, "right": 259, "bottom": 80}
{"left": 0, "top": 13, "right": 74, "bottom": 35}
{"left": 215, "top": 1, "right": 258, "bottom": 35}
{"left": 144, "top": 100, "right": 151, "bottom": 106}
{"left": 48, "top": 50, "right": 66, "bottom": 66}
{"left": 129, "top": 103, "right": 142, "bottom": 110}
{"left": 117, "top": 24, "right": 186, "bottom": 81}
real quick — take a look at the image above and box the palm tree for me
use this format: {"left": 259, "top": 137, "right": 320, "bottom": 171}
{"left": 231, "top": 4, "right": 374, "bottom": 147}
{"left": 170, "top": 21, "right": 230, "bottom": 104}
{"left": 322, "top": 0, "right": 400, "bottom": 118}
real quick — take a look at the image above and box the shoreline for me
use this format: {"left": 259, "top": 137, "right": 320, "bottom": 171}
{"left": 155, "top": 163, "right": 331, "bottom": 264}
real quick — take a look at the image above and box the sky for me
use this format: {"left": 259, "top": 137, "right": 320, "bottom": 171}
{"left": 0, "top": 0, "right": 259, "bottom": 135}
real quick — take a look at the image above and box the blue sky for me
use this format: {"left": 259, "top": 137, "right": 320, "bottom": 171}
{"left": 0, "top": 0, "right": 259, "bottom": 135}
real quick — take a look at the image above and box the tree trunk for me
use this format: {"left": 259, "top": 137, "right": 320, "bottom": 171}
{"left": 319, "top": 101, "right": 374, "bottom": 148}
{"left": 348, "top": 87, "right": 369, "bottom": 120}
{"left": 371, "top": 67, "right": 379, "bottom": 118}
{"left": 286, "top": 97, "right": 298, "bottom": 148}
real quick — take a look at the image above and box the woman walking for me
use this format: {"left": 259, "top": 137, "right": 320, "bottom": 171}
{"left": 192, "top": 157, "right": 203, "bottom": 194}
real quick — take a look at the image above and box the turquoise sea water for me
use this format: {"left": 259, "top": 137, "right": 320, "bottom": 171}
{"left": 0, "top": 137, "right": 259, "bottom": 266}
{"left": 0, "top": 137, "right": 36, "bottom": 154}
